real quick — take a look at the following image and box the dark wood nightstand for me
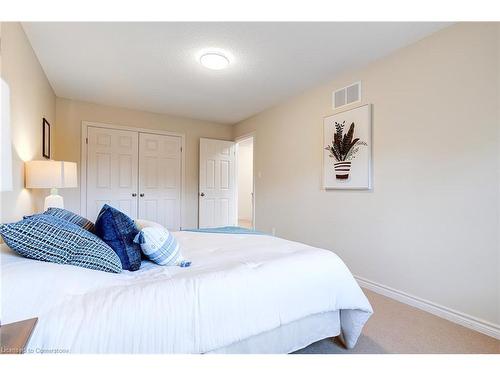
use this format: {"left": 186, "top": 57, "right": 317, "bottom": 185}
{"left": 0, "top": 318, "right": 38, "bottom": 354}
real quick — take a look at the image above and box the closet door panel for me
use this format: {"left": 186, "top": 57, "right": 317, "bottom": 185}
{"left": 138, "top": 133, "right": 182, "bottom": 230}
{"left": 86, "top": 127, "right": 139, "bottom": 221}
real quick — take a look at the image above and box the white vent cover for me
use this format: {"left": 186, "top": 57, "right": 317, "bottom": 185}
{"left": 332, "top": 81, "right": 361, "bottom": 109}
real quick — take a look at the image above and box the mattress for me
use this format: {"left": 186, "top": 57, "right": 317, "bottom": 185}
{"left": 207, "top": 311, "right": 340, "bottom": 354}
{"left": 0, "top": 231, "right": 372, "bottom": 353}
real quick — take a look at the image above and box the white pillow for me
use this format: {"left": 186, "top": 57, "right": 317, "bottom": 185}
{"left": 133, "top": 226, "right": 191, "bottom": 267}
{"left": 134, "top": 219, "right": 163, "bottom": 230}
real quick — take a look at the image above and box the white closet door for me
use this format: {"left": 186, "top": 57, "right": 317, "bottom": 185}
{"left": 199, "top": 138, "right": 236, "bottom": 228}
{"left": 86, "top": 127, "right": 139, "bottom": 221}
{"left": 138, "top": 133, "right": 182, "bottom": 230}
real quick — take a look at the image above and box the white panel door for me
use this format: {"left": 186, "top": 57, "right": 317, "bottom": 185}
{"left": 199, "top": 138, "right": 236, "bottom": 228}
{"left": 138, "top": 133, "right": 182, "bottom": 230}
{"left": 86, "top": 127, "right": 139, "bottom": 221}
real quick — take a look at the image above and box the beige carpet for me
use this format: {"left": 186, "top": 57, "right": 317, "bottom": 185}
{"left": 295, "top": 289, "right": 500, "bottom": 354}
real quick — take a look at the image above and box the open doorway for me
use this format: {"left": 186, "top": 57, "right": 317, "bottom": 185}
{"left": 236, "top": 136, "right": 254, "bottom": 229}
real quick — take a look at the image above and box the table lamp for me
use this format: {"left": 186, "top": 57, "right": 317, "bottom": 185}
{"left": 25, "top": 160, "right": 77, "bottom": 211}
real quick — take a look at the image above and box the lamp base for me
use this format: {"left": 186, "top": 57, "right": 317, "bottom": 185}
{"left": 44, "top": 188, "right": 64, "bottom": 211}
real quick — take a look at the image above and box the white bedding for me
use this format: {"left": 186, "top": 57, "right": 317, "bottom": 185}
{"left": 0, "top": 231, "right": 373, "bottom": 353}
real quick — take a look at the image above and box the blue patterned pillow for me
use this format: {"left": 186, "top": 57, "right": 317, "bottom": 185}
{"left": 94, "top": 204, "right": 142, "bottom": 271}
{"left": 0, "top": 215, "right": 122, "bottom": 273}
{"left": 134, "top": 226, "right": 191, "bottom": 267}
{"left": 43, "top": 207, "right": 95, "bottom": 233}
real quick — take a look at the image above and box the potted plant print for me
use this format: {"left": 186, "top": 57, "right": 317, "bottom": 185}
{"left": 324, "top": 121, "right": 367, "bottom": 180}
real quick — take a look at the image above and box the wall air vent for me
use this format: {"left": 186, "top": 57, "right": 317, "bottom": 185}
{"left": 332, "top": 81, "right": 361, "bottom": 109}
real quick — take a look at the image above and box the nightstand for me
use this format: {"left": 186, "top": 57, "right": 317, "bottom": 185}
{"left": 0, "top": 318, "right": 38, "bottom": 354}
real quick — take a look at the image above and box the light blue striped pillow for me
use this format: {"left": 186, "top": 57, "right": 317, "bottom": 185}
{"left": 134, "top": 227, "right": 190, "bottom": 267}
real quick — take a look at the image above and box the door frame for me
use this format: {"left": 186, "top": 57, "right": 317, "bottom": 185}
{"left": 80, "top": 121, "right": 186, "bottom": 228}
{"left": 234, "top": 132, "right": 256, "bottom": 229}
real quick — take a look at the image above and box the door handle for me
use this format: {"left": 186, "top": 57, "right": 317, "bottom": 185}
{"left": 132, "top": 193, "right": 137, "bottom": 197}
{"left": 200, "top": 192, "right": 205, "bottom": 197}
{"left": 140, "top": 193, "right": 145, "bottom": 197}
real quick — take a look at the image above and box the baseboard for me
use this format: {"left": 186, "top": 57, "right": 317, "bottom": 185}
{"left": 355, "top": 275, "right": 500, "bottom": 340}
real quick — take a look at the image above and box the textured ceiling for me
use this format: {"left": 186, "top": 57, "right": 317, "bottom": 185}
{"left": 23, "top": 22, "right": 449, "bottom": 124}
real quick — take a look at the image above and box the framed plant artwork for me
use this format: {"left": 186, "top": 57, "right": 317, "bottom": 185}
{"left": 42, "top": 117, "right": 50, "bottom": 159}
{"left": 323, "top": 104, "right": 372, "bottom": 189}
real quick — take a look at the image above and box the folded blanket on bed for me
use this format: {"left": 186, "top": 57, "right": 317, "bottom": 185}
{"left": 182, "top": 226, "right": 264, "bottom": 235}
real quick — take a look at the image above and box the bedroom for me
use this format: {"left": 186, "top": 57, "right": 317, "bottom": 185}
{"left": 0, "top": 1, "right": 499, "bottom": 373}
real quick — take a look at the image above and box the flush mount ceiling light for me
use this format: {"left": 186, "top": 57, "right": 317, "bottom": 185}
{"left": 199, "top": 52, "right": 230, "bottom": 70}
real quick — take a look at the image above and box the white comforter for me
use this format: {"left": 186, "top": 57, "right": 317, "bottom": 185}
{"left": 0, "top": 232, "right": 372, "bottom": 353}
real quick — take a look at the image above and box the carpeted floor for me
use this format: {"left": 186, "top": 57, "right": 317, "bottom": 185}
{"left": 294, "top": 289, "right": 500, "bottom": 354}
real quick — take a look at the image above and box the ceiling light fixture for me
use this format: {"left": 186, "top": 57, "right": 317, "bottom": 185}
{"left": 199, "top": 52, "right": 230, "bottom": 70}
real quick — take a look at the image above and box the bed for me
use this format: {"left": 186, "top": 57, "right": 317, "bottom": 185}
{"left": 0, "top": 230, "right": 373, "bottom": 354}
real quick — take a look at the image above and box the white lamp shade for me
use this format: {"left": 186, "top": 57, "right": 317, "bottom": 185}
{"left": 25, "top": 160, "right": 77, "bottom": 189}
{"left": 1, "top": 78, "right": 13, "bottom": 192}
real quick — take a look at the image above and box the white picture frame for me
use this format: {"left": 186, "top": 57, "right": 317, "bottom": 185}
{"left": 323, "top": 104, "right": 372, "bottom": 190}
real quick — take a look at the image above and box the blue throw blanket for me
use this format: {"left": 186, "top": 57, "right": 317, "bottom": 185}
{"left": 182, "top": 226, "right": 264, "bottom": 235}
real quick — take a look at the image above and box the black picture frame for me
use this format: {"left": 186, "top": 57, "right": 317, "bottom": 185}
{"left": 42, "top": 118, "right": 50, "bottom": 159}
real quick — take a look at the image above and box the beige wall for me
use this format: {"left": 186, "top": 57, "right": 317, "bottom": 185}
{"left": 234, "top": 23, "right": 500, "bottom": 325}
{"left": 54, "top": 98, "right": 232, "bottom": 228}
{"left": 0, "top": 22, "right": 56, "bottom": 223}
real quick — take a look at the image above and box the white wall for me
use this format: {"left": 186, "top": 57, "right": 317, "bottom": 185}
{"left": 54, "top": 98, "right": 233, "bottom": 229}
{"left": 237, "top": 138, "right": 253, "bottom": 222}
{"left": 0, "top": 22, "right": 56, "bottom": 224}
{"left": 233, "top": 23, "right": 500, "bottom": 326}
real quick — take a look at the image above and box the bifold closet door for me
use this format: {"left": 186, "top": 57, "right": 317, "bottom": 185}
{"left": 138, "top": 133, "right": 182, "bottom": 230}
{"left": 86, "top": 127, "right": 139, "bottom": 222}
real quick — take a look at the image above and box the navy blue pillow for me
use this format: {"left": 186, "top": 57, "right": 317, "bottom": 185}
{"left": 94, "top": 204, "right": 142, "bottom": 271}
